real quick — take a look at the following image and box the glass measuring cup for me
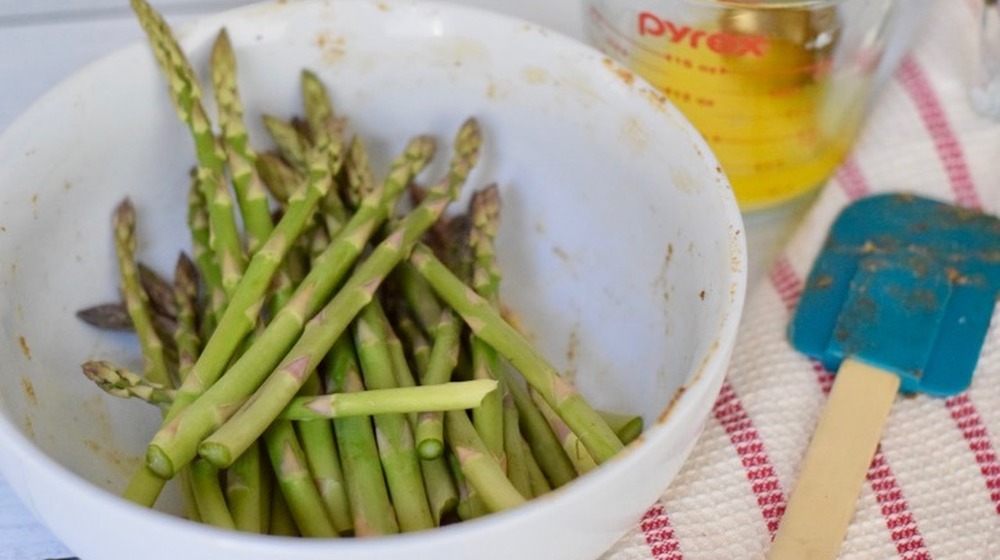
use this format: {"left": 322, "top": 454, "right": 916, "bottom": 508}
{"left": 584, "top": 0, "right": 925, "bottom": 212}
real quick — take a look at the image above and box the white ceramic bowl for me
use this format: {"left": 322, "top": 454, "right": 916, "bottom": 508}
{"left": 0, "top": 1, "right": 745, "bottom": 559}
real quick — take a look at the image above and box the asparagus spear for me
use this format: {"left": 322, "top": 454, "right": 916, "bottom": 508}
{"left": 353, "top": 302, "right": 435, "bottom": 533}
{"left": 408, "top": 243, "right": 625, "bottom": 464}
{"left": 294, "top": 374, "right": 353, "bottom": 534}
{"left": 145, "top": 136, "right": 434, "bottom": 480}
{"left": 81, "top": 361, "right": 175, "bottom": 406}
{"left": 325, "top": 336, "right": 399, "bottom": 537}
{"left": 113, "top": 199, "right": 173, "bottom": 388}
{"left": 283, "top": 380, "right": 498, "bottom": 420}
{"left": 226, "top": 441, "right": 270, "bottom": 534}
{"left": 378, "top": 313, "right": 460, "bottom": 525}
{"left": 531, "top": 388, "right": 597, "bottom": 475}
{"left": 210, "top": 29, "right": 275, "bottom": 255}
{"left": 197, "top": 118, "right": 481, "bottom": 469}
{"left": 186, "top": 172, "right": 226, "bottom": 336}
{"left": 129, "top": 0, "right": 247, "bottom": 297}
{"left": 263, "top": 420, "right": 339, "bottom": 538}
{"left": 444, "top": 410, "right": 525, "bottom": 513}
{"left": 464, "top": 186, "right": 505, "bottom": 465}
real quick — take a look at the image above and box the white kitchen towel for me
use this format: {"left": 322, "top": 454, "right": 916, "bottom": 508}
{"left": 603, "top": 0, "right": 1000, "bottom": 558}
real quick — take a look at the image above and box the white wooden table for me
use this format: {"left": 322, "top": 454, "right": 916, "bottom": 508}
{"left": 0, "top": 1, "right": 796, "bottom": 557}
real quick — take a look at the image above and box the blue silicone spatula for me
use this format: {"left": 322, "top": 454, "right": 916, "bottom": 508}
{"left": 767, "top": 193, "right": 1000, "bottom": 560}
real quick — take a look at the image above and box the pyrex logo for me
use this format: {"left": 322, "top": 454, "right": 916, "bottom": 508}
{"left": 637, "top": 12, "right": 767, "bottom": 57}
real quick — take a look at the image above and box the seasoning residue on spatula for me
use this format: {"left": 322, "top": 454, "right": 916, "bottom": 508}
{"left": 768, "top": 193, "right": 1000, "bottom": 560}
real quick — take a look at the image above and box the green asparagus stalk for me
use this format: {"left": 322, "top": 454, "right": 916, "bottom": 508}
{"left": 138, "top": 262, "right": 178, "bottom": 321}
{"left": 379, "top": 306, "right": 460, "bottom": 524}
{"left": 325, "top": 336, "right": 399, "bottom": 537}
{"left": 144, "top": 136, "right": 434, "bottom": 480}
{"left": 462, "top": 185, "right": 506, "bottom": 465}
{"left": 394, "top": 263, "right": 460, "bottom": 458}
{"left": 256, "top": 151, "right": 300, "bottom": 205}
{"left": 226, "top": 442, "right": 269, "bottom": 533}
{"left": 599, "top": 410, "right": 644, "bottom": 446}
{"left": 530, "top": 388, "right": 597, "bottom": 475}
{"left": 522, "top": 438, "right": 553, "bottom": 497}
{"left": 263, "top": 420, "right": 339, "bottom": 537}
{"left": 172, "top": 253, "right": 200, "bottom": 379}
{"left": 198, "top": 118, "right": 481, "bottom": 469}
{"left": 262, "top": 115, "right": 310, "bottom": 173}
{"left": 210, "top": 29, "right": 275, "bottom": 255}
{"left": 444, "top": 410, "right": 525, "bottom": 513}
{"left": 282, "top": 380, "right": 498, "bottom": 420}
{"left": 353, "top": 303, "right": 435, "bottom": 533}
{"left": 113, "top": 199, "right": 173, "bottom": 388}
{"left": 267, "top": 481, "right": 299, "bottom": 536}
{"left": 129, "top": 0, "right": 247, "bottom": 296}
{"left": 408, "top": 244, "right": 624, "bottom": 464}
{"left": 189, "top": 458, "right": 236, "bottom": 530}
{"left": 501, "top": 390, "right": 532, "bottom": 497}
{"left": 186, "top": 173, "right": 226, "bottom": 336}
{"left": 343, "top": 136, "right": 375, "bottom": 210}
{"left": 81, "top": 360, "right": 175, "bottom": 406}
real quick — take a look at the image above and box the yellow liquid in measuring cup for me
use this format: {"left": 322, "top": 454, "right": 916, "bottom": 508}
{"left": 626, "top": 13, "right": 867, "bottom": 210}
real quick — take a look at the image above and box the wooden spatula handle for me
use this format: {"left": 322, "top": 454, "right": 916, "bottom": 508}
{"left": 767, "top": 358, "right": 900, "bottom": 560}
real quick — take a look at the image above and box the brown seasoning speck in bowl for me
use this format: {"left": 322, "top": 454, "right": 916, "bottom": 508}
{"left": 18, "top": 335, "right": 31, "bottom": 360}
{"left": 21, "top": 378, "right": 37, "bottom": 406}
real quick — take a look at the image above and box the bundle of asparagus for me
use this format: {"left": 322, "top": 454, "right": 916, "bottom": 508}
{"left": 75, "top": 0, "right": 642, "bottom": 538}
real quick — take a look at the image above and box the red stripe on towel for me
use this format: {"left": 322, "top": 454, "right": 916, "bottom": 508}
{"left": 835, "top": 157, "right": 871, "bottom": 200}
{"left": 769, "top": 257, "right": 801, "bottom": 314}
{"left": 867, "top": 453, "right": 932, "bottom": 559}
{"left": 769, "top": 256, "right": 932, "bottom": 558}
{"left": 945, "top": 394, "right": 1000, "bottom": 515}
{"left": 896, "top": 56, "right": 982, "bottom": 208}
{"left": 641, "top": 501, "right": 685, "bottom": 560}
{"left": 713, "top": 382, "right": 786, "bottom": 536}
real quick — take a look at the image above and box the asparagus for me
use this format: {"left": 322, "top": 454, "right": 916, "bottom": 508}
{"left": 263, "top": 420, "right": 339, "bottom": 538}
{"left": 75, "top": 303, "right": 178, "bottom": 343}
{"left": 172, "top": 253, "right": 201, "bottom": 378}
{"left": 531, "top": 388, "right": 597, "bottom": 475}
{"left": 325, "top": 336, "right": 399, "bottom": 537}
{"left": 129, "top": 0, "right": 247, "bottom": 297}
{"left": 186, "top": 173, "right": 226, "bottom": 335}
{"left": 599, "top": 410, "right": 644, "bottom": 446}
{"left": 353, "top": 303, "right": 435, "bottom": 532}
{"left": 189, "top": 458, "right": 236, "bottom": 529}
{"left": 113, "top": 199, "right": 173, "bottom": 388}
{"left": 408, "top": 244, "right": 624, "bottom": 464}
{"left": 81, "top": 361, "right": 175, "bottom": 406}
{"left": 256, "top": 151, "right": 300, "bottom": 205}
{"left": 294, "top": 410, "right": 353, "bottom": 534}
{"left": 138, "top": 262, "right": 178, "bottom": 320}
{"left": 262, "top": 115, "right": 310, "bottom": 173}
{"left": 501, "top": 390, "right": 533, "bottom": 498}
{"left": 198, "top": 118, "right": 481, "bottom": 469}
{"left": 444, "top": 410, "right": 525, "bottom": 513}
{"left": 379, "top": 306, "right": 460, "bottom": 524}
{"left": 283, "top": 380, "right": 498, "bottom": 420}
{"left": 210, "top": 29, "right": 275, "bottom": 255}
{"left": 267, "top": 484, "right": 299, "bottom": 536}
{"left": 226, "top": 441, "right": 270, "bottom": 533}
{"left": 144, "top": 136, "right": 434, "bottom": 479}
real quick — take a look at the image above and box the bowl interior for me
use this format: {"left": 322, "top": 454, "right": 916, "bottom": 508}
{"left": 0, "top": 0, "right": 744, "bottom": 551}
